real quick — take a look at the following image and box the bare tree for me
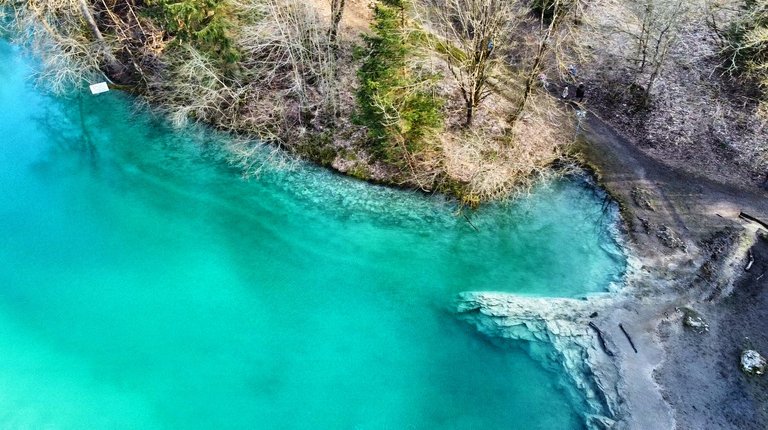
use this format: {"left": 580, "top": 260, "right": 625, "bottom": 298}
{"left": 151, "top": 0, "right": 339, "bottom": 143}
{"left": 423, "top": 0, "right": 518, "bottom": 126}
{"left": 596, "top": 0, "right": 688, "bottom": 101}
{"left": 509, "top": 0, "right": 577, "bottom": 123}
{"left": 327, "top": 0, "right": 347, "bottom": 120}
{"left": 633, "top": 0, "right": 687, "bottom": 97}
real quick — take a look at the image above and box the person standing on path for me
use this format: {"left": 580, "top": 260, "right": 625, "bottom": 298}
{"left": 576, "top": 83, "right": 585, "bottom": 103}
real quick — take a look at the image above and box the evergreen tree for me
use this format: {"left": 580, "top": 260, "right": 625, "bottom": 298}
{"left": 356, "top": 0, "right": 443, "bottom": 163}
{"left": 146, "top": 0, "right": 239, "bottom": 62}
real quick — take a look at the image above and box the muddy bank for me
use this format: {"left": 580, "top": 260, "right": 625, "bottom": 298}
{"left": 457, "top": 108, "right": 768, "bottom": 429}
{"left": 578, "top": 108, "right": 768, "bottom": 428}
{"left": 657, "top": 233, "right": 768, "bottom": 429}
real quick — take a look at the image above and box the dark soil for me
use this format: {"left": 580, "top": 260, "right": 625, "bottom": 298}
{"left": 576, "top": 106, "right": 768, "bottom": 430}
{"left": 656, "top": 234, "right": 768, "bottom": 430}
{"left": 576, "top": 110, "right": 768, "bottom": 252}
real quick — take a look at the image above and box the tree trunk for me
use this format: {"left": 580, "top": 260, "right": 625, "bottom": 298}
{"left": 509, "top": 77, "right": 533, "bottom": 124}
{"left": 329, "top": 0, "right": 345, "bottom": 51}
{"left": 77, "top": 0, "right": 123, "bottom": 75}
{"left": 465, "top": 100, "right": 474, "bottom": 126}
{"left": 327, "top": 0, "right": 346, "bottom": 121}
{"left": 509, "top": 4, "right": 558, "bottom": 125}
{"left": 510, "top": 37, "right": 547, "bottom": 125}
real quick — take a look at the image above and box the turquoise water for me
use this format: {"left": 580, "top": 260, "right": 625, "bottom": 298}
{"left": 0, "top": 41, "right": 625, "bottom": 429}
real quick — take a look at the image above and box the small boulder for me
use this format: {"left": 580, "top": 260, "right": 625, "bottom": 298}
{"left": 681, "top": 308, "right": 708, "bottom": 333}
{"left": 586, "top": 414, "right": 616, "bottom": 430}
{"left": 631, "top": 186, "right": 656, "bottom": 211}
{"left": 740, "top": 350, "right": 766, "bottom": 375}
{"left": 636, "top": 216, "right": 651, "bottom": 234}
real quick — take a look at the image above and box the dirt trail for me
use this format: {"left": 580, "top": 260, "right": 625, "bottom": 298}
{"left": 580, "top": 109, "right": 768, "bottom": 246}
{"left": 577, "top": 108, "right": 768, "bottom": 429}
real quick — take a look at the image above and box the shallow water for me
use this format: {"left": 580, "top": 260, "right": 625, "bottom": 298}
{"left": 0, "top": 41, "right": 625, "bottom": 429}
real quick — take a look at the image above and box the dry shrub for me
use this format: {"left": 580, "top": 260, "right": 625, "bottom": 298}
{"left": 149, "top": 46, "right": 242, "bottom": 130}
{"left": 1, "top": 0, "right": 104, "bottom": 93}
{"left": 226, "top": 136, "right": 299, "bottom": 178}
{"left": 146, "top": 0, "right": 337, "bottom": 146}
{"left": 236, "top": 0, "right": 335, "bottom": 118}
{"left": 442, "top": 93, "right": 573, "bottom": 201}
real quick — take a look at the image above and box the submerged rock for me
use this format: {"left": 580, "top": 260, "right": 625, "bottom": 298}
{"left": 455, "top": 291, "right": 622, "bottom": 427}
{"left": 586, "top": 414, "right": 616, "bottom": 430}
{"left": 740, "top": 350, "right": 766, "bottom": 375}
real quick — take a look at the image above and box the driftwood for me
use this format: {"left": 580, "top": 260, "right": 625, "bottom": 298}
{"left": 739, "top": 212, "right": 768, "bottom": 230}
{"left": 619, "top": 323, "right": 638, "bottom": 354}
{"left": 589, "top": 322, "right": 614, "bottom": 357}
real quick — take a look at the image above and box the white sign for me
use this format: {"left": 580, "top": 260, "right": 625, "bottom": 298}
{"left": 89, "top": 82, "right": 110, "bottom": 95}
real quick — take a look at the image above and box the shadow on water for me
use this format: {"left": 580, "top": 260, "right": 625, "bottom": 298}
{"left": 27, "top": 94, "right": 100, "bottom": 171}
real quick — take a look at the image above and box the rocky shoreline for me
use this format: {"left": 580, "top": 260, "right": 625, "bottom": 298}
{"left": 456, "top": 109, "right": 768, "bottom": 429}
{"left": 456, "top": 292, "right": 625, "bottom": 429}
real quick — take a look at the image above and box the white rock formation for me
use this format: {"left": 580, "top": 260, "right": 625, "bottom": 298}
{"left": 455, "top": 292, "right": 622, "bottom": 429}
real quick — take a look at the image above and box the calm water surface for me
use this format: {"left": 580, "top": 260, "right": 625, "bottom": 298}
{"left": 0, "top": 42, "right": 625, "bottom": 429}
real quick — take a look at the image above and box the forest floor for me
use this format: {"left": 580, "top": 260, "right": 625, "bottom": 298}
{"left": 576, "top": 105, "right": 768, "bottom": 429}
{"left": 581, "top": 10, "right": 768, "bottom": 191}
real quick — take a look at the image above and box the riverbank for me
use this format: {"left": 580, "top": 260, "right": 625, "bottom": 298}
{"left": 580, "top": 107, "right": 768, "bottom": 429}
{"left": 458, "top": 106, "right": 768, "bottom": 429}
{"left": 5, "top": 0, "right": 765, "bottom": 208}
{"left": 0, "top": 0, "right": 597, "bottom": 206}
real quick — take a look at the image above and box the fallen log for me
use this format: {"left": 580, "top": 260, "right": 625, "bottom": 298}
{"left": 619, "top": 323, "right": 638, "bottom": 354}
{"left": 588, "top": 322, "right": 614, "bottom": 357}
{"left": 739, "top": 212, "right": 768, "bottom": 230}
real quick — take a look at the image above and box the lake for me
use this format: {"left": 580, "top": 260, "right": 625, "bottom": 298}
{"left": 0, "top": 41, "right": 625, "bottom": 429}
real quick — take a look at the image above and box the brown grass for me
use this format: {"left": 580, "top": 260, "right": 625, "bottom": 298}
{"left": 441, "top": 93, "right": 573, "bottom": 201}
{"left": 305, "top": 0, "right": 372, "bottom": 37}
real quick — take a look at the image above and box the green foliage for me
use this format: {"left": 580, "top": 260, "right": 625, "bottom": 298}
{"left": 724, "top": 1, "right": 768, "bottom": 110}
{"left": 296, "top": 131, "right": 338, "bottom": 166}
{"left": 355, "top": 0, "right": 443, "bottom": 164}
{"left": 146, "top": 0, "right": 239, "bottom": 63}
{"left": 348, "top": 163, "right": 372, "bottom": 180}
{"left": 726, "top": 1, "right": 768, "bottom": 67}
